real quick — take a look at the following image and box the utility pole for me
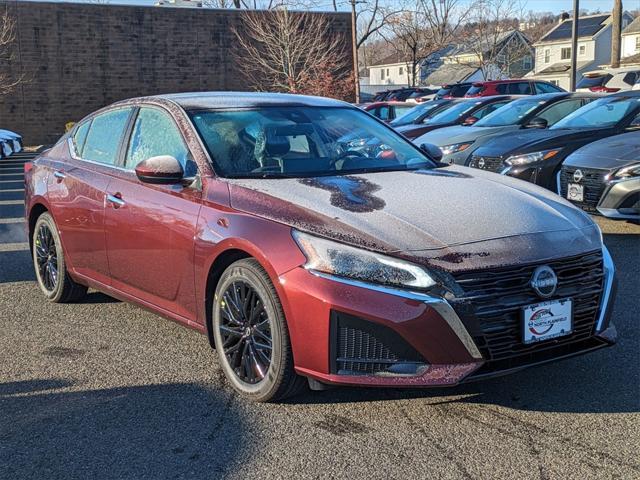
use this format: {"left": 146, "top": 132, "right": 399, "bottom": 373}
{"left": 350, "top": 0, "right": 360, "bottom": 103}
{"left": 611, "top": 0, "right": 622, "bottom": 69}
{"left": 570, "top": 0, "right": 579, "bottom": 91}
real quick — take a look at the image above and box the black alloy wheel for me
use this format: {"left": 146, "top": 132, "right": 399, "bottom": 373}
{"left": 219, "top": 280, "right": 273, "bottom": 384}
{"left": 212, "top": 258, "right": 305, "bottom": 402}
{"left": 35, "top": 223, "right": 58, "bottom": 292}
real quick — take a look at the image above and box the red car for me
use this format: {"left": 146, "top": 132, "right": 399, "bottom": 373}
{"left": 465, "top": 79, "right": 565, "bottom": 97}
{"left": 25, "top": 93, "right": 617, "bottom": 402}
{"left": 361, "top": 101, "right": 415, "bottom": 123}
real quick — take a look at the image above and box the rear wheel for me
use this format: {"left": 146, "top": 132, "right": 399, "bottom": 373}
{"left": 32, "top": 213, "right": 87, "bottom": 303}
{"left": 212, "top": 258, "right": 305, "bottom": 402}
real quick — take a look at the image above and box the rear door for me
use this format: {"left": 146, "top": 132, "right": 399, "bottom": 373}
{"left": 47, "top": 108, "right": 133, "bottom": 285}
{"left": 103, "top": 106, "right": 202, "bottom": 319}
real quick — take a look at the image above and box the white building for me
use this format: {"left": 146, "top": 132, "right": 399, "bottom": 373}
{"left": 621, "top": 16, "right": 640, "bottom": 62}
{"left": 155, "top": 0, "right": 203, "bottom": 7}
{"left": 527, "top": 12, "right": 633, "bottom": 90}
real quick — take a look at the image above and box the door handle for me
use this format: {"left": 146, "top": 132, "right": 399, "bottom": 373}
{"left": 53, "top": 170, "right": 66, "bottom": 182}
{"left": 106, "top": 193, "right": 125, "bottom": 209}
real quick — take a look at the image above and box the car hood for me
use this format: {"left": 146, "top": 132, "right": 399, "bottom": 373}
{"left": 226, "top": 166, "right": 600, "bottom": 272}
{"left": 395, "top": 122, "right": 452, "bottom": 137}
{"left": 563, "top": 131, "right": 640, "bottom": 170}
{"left": 473, "top": 127, "right": 606, "bottom": 157}
{"left": 414, "top": 125, "right": 517, "bottom": 147}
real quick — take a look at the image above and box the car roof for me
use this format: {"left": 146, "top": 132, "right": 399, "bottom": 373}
{"left": 155, "top": 91, "right": 350, "bottom": 110}
{"left": 610, "top": 90, "right": 640, "bottom": 98}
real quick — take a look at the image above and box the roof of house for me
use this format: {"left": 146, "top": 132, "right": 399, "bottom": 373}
{"left": 537, "top": 14, "right": 610, "bottom": 43}
{"left": 623, "top": 16, "right": 640, "bottom": 35}
{"left": 535, "top": 60, "right": 592, "bottom": 75}
{"left": 423, "top": 64, "right": 478, "bottom": 86}
{"left": 621, "top": 52, "right": 640, "bottom": 65}
{"left": 370, "top": 52, "right": 412, "bottom": 67}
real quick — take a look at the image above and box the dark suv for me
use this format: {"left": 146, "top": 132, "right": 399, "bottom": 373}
{"left": 434, "top": 83, "right": 473, "bottom": 99}
{"left": 465, "top": 79, "right": 565, "bottom": 97}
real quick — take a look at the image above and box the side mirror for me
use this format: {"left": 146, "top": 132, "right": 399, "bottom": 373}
{"left": 420, "top": 143, "right": 443, "bottom": 162}
{"left": 135, "top": 155, "right": 184, "bottom": 184}
{"left": 462, "top": 116, "right": 479, "bottom": 126}
{"left": 524, "top": 117, "right": 548, "bottom": 129}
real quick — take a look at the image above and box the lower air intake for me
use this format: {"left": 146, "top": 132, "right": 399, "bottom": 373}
{"left": 331, "top": 312, "right": 427, "bottom": 376}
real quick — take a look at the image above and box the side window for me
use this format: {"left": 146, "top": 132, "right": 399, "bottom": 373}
{"left": 125, "top": 107, "right": 197, "bottom": 176}
{"left": 537, "top": 99, "right": 584, "bottom": 126}
{"left": 496, "top": 84, "right": 508, "bottom": 94}
{"left": 508, "top": 82, "right": 532, "bottom": 94}
{"left": 535, "top": 82, "right": 560, "bottom": 94}
{"left": 82, "top": 108, "right": 132, "bottom": 165}
{"left": 72, "top": 120, "right": 91, "bottom": 157}
{"left": 474, "top": 101, "right": 509, "bottom": 118}
{"left": 378, "top": 106, "right": 390, "bottom": 120}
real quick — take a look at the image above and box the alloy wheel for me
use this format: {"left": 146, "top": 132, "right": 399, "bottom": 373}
{"left": 35, "top": 224, "right": 58, "bottom": 292}
{"left": 219, "top": 280, "right": 273, "bottom": 384}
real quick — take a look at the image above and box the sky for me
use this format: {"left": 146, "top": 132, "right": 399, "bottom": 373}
{"left": 16, "top": 0, "right": 640, "bottom": 13}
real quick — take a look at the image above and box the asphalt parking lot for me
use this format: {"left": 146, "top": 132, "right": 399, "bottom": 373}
{"left": 1, "top": 153, "right": 639, "bottom": 480}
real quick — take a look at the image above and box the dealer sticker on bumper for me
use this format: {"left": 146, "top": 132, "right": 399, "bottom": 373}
{"left": 523, "top": 298, "right": 572, "bottom": 344}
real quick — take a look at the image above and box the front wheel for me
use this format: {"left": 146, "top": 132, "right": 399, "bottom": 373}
{"left": 212, "top": 258, "right": 305, "bottom": 402}
{"left": 32, "top": 212, "right": 87, "bottom": 303}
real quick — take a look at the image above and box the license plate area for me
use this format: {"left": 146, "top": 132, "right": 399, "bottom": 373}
{"left": 522, "top": 298, "right": 573, "bottom": 344}
{"left": 567, "top": 183, "right": 584, "bottom": 202}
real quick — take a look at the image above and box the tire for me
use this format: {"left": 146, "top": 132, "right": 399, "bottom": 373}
{"left": 212, "top": 258, "right": 305, "bottom": 402}
{"left": 32, "top": 212, "right": 87, "bottom": 303}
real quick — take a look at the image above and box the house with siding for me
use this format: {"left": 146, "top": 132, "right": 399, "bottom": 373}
{"left": 527, "top": 12, "right": 634, "bottom": 90}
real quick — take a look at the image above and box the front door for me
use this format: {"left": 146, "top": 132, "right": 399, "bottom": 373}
{"left": 103, "top": 106, "right": 202, "bottom": 320}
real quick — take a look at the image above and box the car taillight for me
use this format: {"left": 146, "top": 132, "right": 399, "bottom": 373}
{"left": 589, "top": 86, "right": 620, "bottom": 93}
{"left": 24, "top": 162, "right": 33, "bottom": 174}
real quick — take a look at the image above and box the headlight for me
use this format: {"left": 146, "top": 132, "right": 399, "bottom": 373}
{"left": 440, "top": 142, "right": 473, "bottom": 155}
{"left": 609, "top": 162, "right": 640, "bottom": 179}
{"left": 504, "top": 149, "right": 561, "bottom": 166}
{"left": 292, "top": 230, "right": 436, "bottom": 290}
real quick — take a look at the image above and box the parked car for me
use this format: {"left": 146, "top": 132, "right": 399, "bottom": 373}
{"left": 559, "top": 131, "right": 640, "bottom": 221}
{"left": 577, "top": 68, "right": 640, "bottom": 93}
{"left": 468, "top": 91, "right": 640, "bottom": 191}
{"left": 464, "top": 79, "right": 565, "bottom": 97}
{"left": 389, "top": 99, "right": 455, "bottom": 128}
{"left": 0, "top": 129, "right": 22, "bottom": 158}
{"left": 387, "top": 88, "right": 435, "bottom": 102}
{"left": 395, "top": 95, "right": 518, "bottom": 140}
{"left": 414, "top": 92, "right": 599, "bottom": 165}
{"left": 24, "top": 92, "right": 616, "bottom": 402}
{"left": 434, "top": 82, "right": 473, "bottom": 99}
{"left": 405, "top": 88, "right": 439, "bottom": 103}
{"left": 361, "top": 101, "right": 415, "bottom": 123}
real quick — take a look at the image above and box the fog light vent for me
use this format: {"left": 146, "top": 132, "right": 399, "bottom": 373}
{"left": 331, "top": 311, "right": 426, "bottom": 376}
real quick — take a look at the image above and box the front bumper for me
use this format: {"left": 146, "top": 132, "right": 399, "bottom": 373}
{"left": 597, "top": 177, "right": 640, "bottom": 220}
{"left": 279, "top": 247, "right": 617, "bottom": 388}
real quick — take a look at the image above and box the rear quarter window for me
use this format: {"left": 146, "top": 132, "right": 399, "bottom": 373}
{"left": 72, "top": 120, "right": 91, "bottom": 156}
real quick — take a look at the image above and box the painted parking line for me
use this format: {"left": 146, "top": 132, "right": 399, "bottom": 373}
{"left": 0, "top": 200, "right": 24, "bottom": 206}
{"left": 0, "top": 218, "right": 24, "bottom": 224}
{"left": 0, "top": 188, "right": 24, "bottom": 193}
{"left": 0, "top": 242, "right": 29, "bottom": 252}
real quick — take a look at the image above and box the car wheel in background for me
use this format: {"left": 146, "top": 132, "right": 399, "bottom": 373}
{"left": 32, "top": 213, "right": 88, "bottom": 303}
{"left": 212, "top": 258, "right": 305, "bottom": 402}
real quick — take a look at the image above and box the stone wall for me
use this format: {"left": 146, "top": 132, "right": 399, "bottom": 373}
{"left": 0, "top": 1, "right": 352, "bottom": 144}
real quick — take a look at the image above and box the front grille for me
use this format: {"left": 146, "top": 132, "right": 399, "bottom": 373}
{"left": 469, "top": 155, "right": 503, "bottom": 172}
{"left": 450, "top": 251, "right": 604, "bottom": 364}
{"left": 560, "top": 166, "right": 609, "bottom": 213}
{"left": 331, "top": 312, "right": 425, "bottom": 375}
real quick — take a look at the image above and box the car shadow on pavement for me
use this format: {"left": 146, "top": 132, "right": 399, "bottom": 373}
{"left": 0, "top": 380, "right": 243, "bottom": 480}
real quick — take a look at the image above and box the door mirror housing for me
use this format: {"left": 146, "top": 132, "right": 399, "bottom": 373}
{"left": 419, "top": 143, "right": 443, "bottom": 162}
{"left": 524, "top": 117, "right": 548, "bottom": 129}
{"left": 135, "top": 155, "right": 184, "bottom": 184}
{"left": 462, "top": 116, "right": 479, "bottom": 126}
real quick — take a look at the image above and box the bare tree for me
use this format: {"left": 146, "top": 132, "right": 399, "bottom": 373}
{"left": 455, "top": 0, "right": 532, "bottom": 80}
{"left": 0, "top": 9, "right": 21, "bottom": 96}
{"left": 384, "top": 0, "right": 472, "bottom": 86}
{"left": 232, "top": 9, "right": 352, "bottom": 97}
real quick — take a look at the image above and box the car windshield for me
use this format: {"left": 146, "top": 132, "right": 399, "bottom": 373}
{"left": 424, "top": 101, "right": 475, "bottom": 124}
{"left": 189, "top": 106, "right": 436, "bottom": 178}
{"left": 576, "top": 75, "right": 611, "bottom": 89}
{"left": 390, "top": 102, "right": 445, "bottom": 126}
{"left": 474, "top": 97, "right": 545, "bottom": 127}
{"left": 551, "top": 97, "right": 640, "bottom": 129}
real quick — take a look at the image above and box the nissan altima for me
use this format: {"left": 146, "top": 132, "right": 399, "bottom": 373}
{"left": 25, "top": 92, "right": 617, "bottom": 402}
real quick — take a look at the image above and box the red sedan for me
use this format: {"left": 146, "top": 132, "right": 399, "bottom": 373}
{"left": 25, "top": 93, "right": 617, "bottom": 402}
